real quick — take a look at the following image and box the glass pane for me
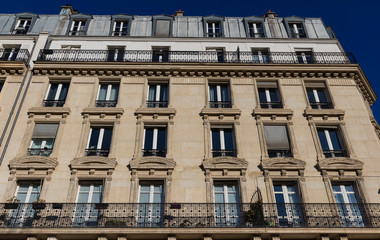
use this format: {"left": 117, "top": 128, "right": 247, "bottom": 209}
{"left": 223, "top": 129, "right": 234, "bottom": 150}
{"left": 91, "top": 192, "right": 102, "bottom": 203}
{"left": 345, "top": 185, "right": 354, "bottom": 192}
{"left": 148, "top": 85, "right": 156, "bottom": 101}
{"left": 288, "top": 193, "right": 299, "bottom": 203}
{"left": 139, "top": 193, "right": 150, "bottom": 203}
{"left": 329, "top": 130, "right": 343, "bottom": 150}
{"left": 80, "top": 185, "right": 91, "bottom": 192}
{"left": 214, "top": 185, "right": 223, "bottom": 192}
{"left": 306, "top": 88, "right": 316, "bottom": 102}
{"left": 269, "top": 89, "right": 279, "bottom": 102}
{"left": 77, "top": 192, "right": 89, "bottom": 203}
{"left": 317, "top": 89, "right": 327, "bottom": 102}
{"left": 93, "top": 184, "right": 103, "bottom": 192}
{"left": 29, "top": 192, "right": 39, "bottom": 203}
{"left": 140, "top": 185, "right": 150, "bottom": 192}
{"left": 89, "top": 128, "right": 100, "bottom": 149}
{"left": 258, "top": 88, "right": 267, "bottom": 102}
{"left": 273, "top": 185, "right": 282, "bottom": 192}
{"left": 211, "top": 130, "right": 221, "bottom": 150}
{"left": 59, "top": 84, "right": 69, "bottom": 101}
{"left": 214, "top": 193, "right": 225, "bottom": 203}
{"left": 347, "top": 193, "right": 358, "bottom": 204}
{"left": 31, "top": 139, "right": 43, "bottom": 148}
{"left": 160, "top": 85, "right": 168, "bottom": 101}
{"left": 220, "top": 85, "right": 230, "bottom": 101}
{"left": 228, "top": 193, "right": 238, "bottom": 203}
{"left": 110, "top": 85, "right": 119, "bottom": 101}
{"left": 154, "top": 184, "right": 163, "bottom": 192}
{"left": 17, "top": 193, "right": 27, "bottom": 203}
{"left": 332, "top": 185, "right": 341, "bottom": 193}
{"left": 287, "top": 185, "right": 296, "bottom": 193}
{"left": 227, "top": 184, "right": 236, "bottom": 192}
{"left": 157, "top": 128, "right": 167, "bottom": 150}
{"left": 334, "top": 193, "right": 344, "bottom": 203}
{"left": 209, "top": 86, "right": 217, "bottom": 101}
{"left": 275, "top": 194, "right": 285, "bottom": 204}
{"left": 44, "top": 139, "right": 55, "bottom": 149}
{"left": 47, "top": 84, "right": 58, "bottom": 100}
{"left": 101, "top": 128, "right": 113, "bottom": 150}
{"left": 153, "top": 193, "right": 163, "bottom": 203}
{"left": 144, "top": 128, "right": 154, "bottom": 149}
{"left": 317, "top": 129, "right": 329, "bottom": 151}
{"left": 98, "top": 85, "right": 108, "bottom": 100}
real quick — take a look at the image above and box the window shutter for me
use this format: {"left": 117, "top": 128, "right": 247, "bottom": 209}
{"left": 264, "top": 125, "right": 290, "bottom": 150}
{"left": 155, "top": 20, "right": 170, "bottom": 37}
{"left": 33, "top": 124, "right": 58, "bottom": 138}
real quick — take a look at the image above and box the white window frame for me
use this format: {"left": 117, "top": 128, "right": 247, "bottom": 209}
{"left": 143, "top": 127, "right": 166, "bottom": 151}
{"left": 208, "top": 85, "right": 223, "bottom": 102}
{"left": 213, "top": 182, "right": 239, "bottom": 225}
{"left": 138, "top": 182, "right": 164, "bottom": 223}
{"left": 70, "top": 20, "right": 86, "bottom": 35}
{"left": 207, "top": 22, "right": 220, "bottom": 37}
{"left": 15, "top": 18, "right": 31, "bottom": 31}
{"left": 45, "top": 83, "right": 63, "bottom": 101}
{"left": 15, "top": 182, "right": 41, "bottom": 203}
{"left": 74, "top": 183, "right": 103, "bottom": 224}
{"left": 147, "top": 84, "right": 162, "bottom": 102}
{"left": 96, "top": 84, "right": 115, "bottom": 101}
{"left": 273, "top": 183, "right": 302, "bottom": 224}
{"left": 113, "top": 21, "right": 128, "bottom": 36}
{"left": 87, "top": 127, "right": 107, "bottom": 150}
{"left": 332, "top": 184, "right": 363, "bottom": 226}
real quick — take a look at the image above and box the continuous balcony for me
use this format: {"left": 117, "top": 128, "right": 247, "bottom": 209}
{"left": 0, "top": 49, "right": 30, "bottom": 64}
{"left": 37, "top": 49, "right": 357, "bottom": 64}
{"left": 0, "top": 203, "right": 379, "bottom": 228}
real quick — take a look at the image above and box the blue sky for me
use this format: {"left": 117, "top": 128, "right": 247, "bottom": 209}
{"left": 2, "top": 0, "right": 380, "bottom": 119}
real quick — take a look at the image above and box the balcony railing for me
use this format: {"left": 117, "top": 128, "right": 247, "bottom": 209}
{"left": 95, "top": 100, "right": 117, "bottom": 107}
{"left": 43, "top": 100, "right": 65, "bottom": 107}
{"left": 209, "top": 101, "right": 232, "bottom": 108}
{"left": 0, "top": 49, "right": 30, "bottom": 64}
{"left": 0, "top": 203, "right": 378, "bottom": 228}
{"left": 37, "top": 50, "right": 357, "bottom": 64}
{"left": 268, "top": 150, "right": 292, "bottom": 158}
{"left": 212, "top": 149, "right": 237, "bottom": 158}
{"left": 309, "top": 101, "right": 333, "bottom": 109}
{"left": 146, "top": 101, "right": 168, "bottom": 108}
{"left": 323, "top": 149, "right": 345, "bottom": 158}
{"left": 85, "top": 149, "right": 110, "bottom": 157}
{"left": 27, "top": 148, "right": 53, "bottom": 156}
{"left": 142, "top": 149, "right": 167, "bottom": 157}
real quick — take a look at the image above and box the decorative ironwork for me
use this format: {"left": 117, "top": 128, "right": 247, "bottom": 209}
{"left": 260, "top": 101, "right": 283, "bottom": 109}
{"left": 43, "top": 100, "right": 65, "bottom": 107}
{"left": 323, "top": 150, "right": 345, "bottom": 158}
{"left": 268, "top": 150, "right": 292, "bottom": 158}
{"left": 27, "top": 148, "right": 53, "bottom": 156}
{"left": 309, "top": 101, "right": 333, "bottom": 109}
{"left": 37, "top": 50, "right": 357, "bottom": 64}
{"left": 85, "top": 149, "right": 110, "bottom": 157}
{"left": 146, "top": 101, "right": 168, "bottom": 108}
{"left": 95, "top": 100, "right": 117, "bottom": 107}
{"left": 209, "top": 101, "right": 232, "bottom": 108}
{"left": 142, "top": 149, "right": 167, "bottom": 157}
{"left": 0, "top": 49, "right": 30, "bottom": 64}
{"left": 212, "top": 150, "right": 237, "bottom": 158}
{"left": 0, "top": 203, "right": 378, "bottom": 228}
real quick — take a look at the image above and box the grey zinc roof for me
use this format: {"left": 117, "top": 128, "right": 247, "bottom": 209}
{"left": 0, "top": 13, "right": 332, "bottom": 39}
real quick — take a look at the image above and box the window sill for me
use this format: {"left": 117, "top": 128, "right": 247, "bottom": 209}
{"left": 82, "top": 107, "right": 124, "bottom": 115}
{"left": 253, "top": 108, "right": 293, "bottom": 118}
{"left": 28, "top": 106, "right": 71, "bottom": 115}
{"left": 304, "top": 108, "right": 344, "bottom": 118}
{"left": 135, "top": 107, "right": 176, "bottom": 116}
{"left": 201, "top": 107, "right": 241, "bottom": 116}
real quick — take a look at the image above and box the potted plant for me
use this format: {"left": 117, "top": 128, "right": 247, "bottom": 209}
{"left": 105, "top": 219, "right": 126, "bottom": 228}
{"left": 242, "top": 200, "right": 264, "bottom": 227}
{"left": 4, "top": 196, "right": 20, "bottom": 209}
{"left": 32, "top": 199, "right": 46, "bottom": 209}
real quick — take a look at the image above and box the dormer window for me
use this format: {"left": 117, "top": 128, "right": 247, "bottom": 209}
{"left": 152, "top": 16, "right": 173, "bottom": 37}
{"left": 13, "top": 18, "right": 31, "bottom": 34}
{"left": 69, "top": 20, "right": 87, "bottom": 36}
{"left": 248, "top": 22, "right": 264, "bottom": 38}
{"left": 207, "top": 22, "right": 221, "bottom": 37}
{"left": 113, "top": 21, "right": 128, "bottom": 36}
{"left": 289, "top": 22, "right": 306, "bottom": 38}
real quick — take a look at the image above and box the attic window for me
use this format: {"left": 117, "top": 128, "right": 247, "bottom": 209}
{"left": 13, "top": 18, "right": 32, "bottom": 34}
{"left": 155, "top": 20, "right": 170, "bottom": 37}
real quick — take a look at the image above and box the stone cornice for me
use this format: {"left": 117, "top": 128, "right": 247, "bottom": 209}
{"left": 70, "top": 156, "right": 117, "bottom": 170}
{"left": 82, "top": 107, "right": 124, "bottom": 115}
{"left": 129, "top": 157, "right": 175, "bottom": 170}
{"left": 135, "top": 107, "right": 176, "bottom": 116}
{"left": 0, "top": 62, "right": 26, "bottom": 75}
{"left": 9, "top": 156, "right": 58, "bottom": 170}
{"left": 304, "top": 108, "right": 345, "bottom": 118}
{"left": 253, "top": 108, "right": 293, "bottom": 118}
{"left": 260, "top": 157, "right": 306, "bottom": 171}
{"left": 28, "top": 107, "right": 71, "bottom": 115}
{"left": 317, "top": 157, "right": 363, "bottom": 171}
{"left": 202, "top": 156, "right": 248, "bottom": 170}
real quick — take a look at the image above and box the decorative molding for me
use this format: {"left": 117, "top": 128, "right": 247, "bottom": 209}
{"left": 70, "top": 156, "right": 117, "bottom": 170}
{"left": 82, "top": 107, "right": 124, "bottom": 116}
{"left": 28, "top": 107, "right": 71, "bottom": 115}
{"left": 280, "top": 78, "right": 302, "bottom": 85}
{"left": 200, "top": 107, "right": 241, "bottom": 116}
{"left": 260, "top": 157, "right": 306, "bottom": 171}
{"left": 0, "top": 62, "right": 26, "bottom": 75}
{"left": 329, "top": 78, "right": 355, "bottom": 86}
{"left": 122, "top": 77, "right": 145, "bottom": 84}
{"left": 9, "top": 156, "right": 58, "bottom": 170}
{"left": 135, "top": 107, "right": 176, "bottom": 116}
{"left": 232, "top": 78, "right": 254, "bottom": 85}
{"left": 202, "top": 156, "right": 248, "bottom": 170}
{"left": 370, "top": 116, "right": 380, "bottom": 140}
{"left": 253, "top": 108, "right": 293, "bottom": 119}
{"left": 171, "top": 78, "right": 205, "bottom": 85}
{"left": 304, "top": 108, "right": 345, "bottom": 119}
{"left": 129, "top": 157, "right": 175, "bottom": 170}
{"left": 317, "top": 157, "right": 363, "bottom": 171}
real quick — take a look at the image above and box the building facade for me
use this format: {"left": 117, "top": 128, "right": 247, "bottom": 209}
{"left": 0, "top": 5, "right": 379, "bottom": 240}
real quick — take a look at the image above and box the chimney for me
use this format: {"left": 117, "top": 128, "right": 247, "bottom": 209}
{"left": 265, "top": 10, "right": 278, "bottom": 18}
{"left": 174, "top": 10, "right": 184, "bottom": 17}
{"left": 60, "top": 4, "right": 74, "bottom": 15}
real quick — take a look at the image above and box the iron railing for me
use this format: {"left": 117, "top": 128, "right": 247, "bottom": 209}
{"left": 309, "top": 101, "right": 333, "bottom": 109}
{"left": 0, "top": 203, "right": 378, "bottom": 228}
{"left": 27, "top": 148, "right": 53, "bottom": 157}
{"left": 260, "top": 101, "right": 283, "bottom": 109}
{"left": 142, "top": 149, "right": 167, "bottom": 157}
{"left": 95, "top": 100, "right": 117, "bottom": 108}
{"left": 37, "top": 50, "right": 357, "bottom": 64}
{"left": 0, "top": 49, "right": 30, "bottom": 64}
{"left": 85, "top": 149, "right": 110, "bottom": 157}
{"left": 209, "top": 101, "right": 232, "bottom": 108}
{"left": 323, "top": 149, "right": 345, "bottom": 158}
{"left": 146, "top": 101, "right": 168, "bottom": 108}
{"left": 268, "top": 150, "right": 292, "bottom": 158}
{"left": 212, "top": 150, "right": 237, "bottom": 158}
{"left": 43, "top": 100, "right": 65, "bottom": 107}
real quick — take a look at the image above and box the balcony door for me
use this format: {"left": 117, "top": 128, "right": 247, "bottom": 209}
{"left": 214, "top": 182, "right": 240, "bottom": 226}
{"left": 273, "top": 184, "right": 303, "bottom": 227}
{"left": 211, "top": 127, "right": 236, "bottom": 157}
{"left": 143, "top": 127, "right": 167, "bottom": 157}
{"left": 147, "top": 84, "right": 168, "bottom": 108}
{"left": 74, "top": 182, "right": 103, "bottom": 227}
{"left": 96, "top": 84, "right": 119, "bottom": 107}
{"left": 333, "top": 184, "right": 364, "bottom": 227}
{"left": 138, "top": 182, "right": 164, "bottom": 227}
{"left": 86, "top": 127, "right": 113, "bottom": 157}
{"left": 317, "top": 127, "right": 344, "bottom": 158}
{"left": 257, "top": 82, "right": 282, "bottom": 109}
{"left": 29, "top": 124, "right": 58, "bottom": 156}
{"left": 44, "top": 83, "right": 69, "bottom": 107}
{"left": 209, "top": 84, "right": 231, "bottom": 108}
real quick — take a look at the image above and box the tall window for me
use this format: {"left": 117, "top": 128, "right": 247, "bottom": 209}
{"left": 332, "top": 184, "right": 364, "bottom": 227}
{"left": 317, "top": 127, "right": 345, "bottom": 158}
{"left": 143, "top": 127, "right": 167, "bottom": 157}
{"left": 257, "top": 82, "right": 282, "bottom": 109}
{"left": 96, "top": 83, "right": 119, "bottom": 107}
{"left": 214, "top": 182, "right": 240, "bottom": 226}
{"left": 288, "top": 23, "right": 306, "bottom": 38}
{"left": 44, "top": 83, "right": 69, "bottom": 107}
{"left": 264, "top": 125, "right": 291, "bottom": 158}
{"left": 138, "top": 182, "right": 164, "bottom": 227}
{"left": 147, "top": 83, "right": 168, "bottom": 108}
{"left": 107, "top": 47, "right": 125, "bottom": 62}
{"left": 295, "top": 50, "right": 314, "bottom": 64}
{"left": 13, "top": 18, "right": 31, "bottom": 34}
{"left": 28, "top": 124, "right": 58, "bottom": 156}
{"left": 248, "top": 22, "right": 264, "bottom": 38}
{"left": 86, "top": 127, "right": 113, "bottom": 157}
{"left": 273, "top": 183, "right": 303, "bottom": 227}
{"left": 1, "top": 47, "right": 20, "bottom": 61}
{"left": 305, "top": 82, "right": 332, "bottom": 109}
{"left": 74, "top": 182, "right": 103, "bottom": 227}
{"left": 112, "top": 21, "right": 128, "bottom": 36}
{"left": 15, "top": 182, "right": 41, "bottom": 203}
{"left": 69, "top": 20, "right": 87, "bottom": 36}
{"left": 152, "top": 47, "right": 170, "bottom": 62}
{"left": 209, "top": 84, "right": 231, "bottom": 108}
{"left": 207, "top": 22, "right": 222, "bottom": 37}
{"left": 211, "top": 127, "right": 236, "bottom": 157}
{"left": 206, "top": 48, "right": 224, "bottom": 63}
{"left": 252, "top": 48, "right": 270, "bottom": 63}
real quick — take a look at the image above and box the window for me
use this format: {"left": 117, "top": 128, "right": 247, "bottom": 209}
{"left": 332, "top": 184, "right": 364, "bottom": 227}
{"left": 206, "top": 48, "right": 224, "bottom": 63}
{"left": 44, "top": 83, "right": 69, "bottom": 107}
{"left": 96, "top": 83, "right": 119, "bottom": 107}
{"left": 273, "top": 183, "right": 303, "bottom": 227}
{"left": 143, "top": 127, "right": 167, "bottom": 157}
{"left": 252, "top": 48, "right": 270, "bottom": 63}
{"left": 0, "top": 81, "right": 3, "bottom": 92}
{"left": 209, "top": 84, "right": 231, "bottom": 108}
{"left": 112, "top": 21, "right": 128, "bottom": 36}
{"left": 288, "top": 22, "right": 306, "bottom": 38}
{"left": 305, "top": 82, "right": 332, "bottom": 109}
{"left": 69, "top": 20, "right": 87, "bottom": 36}
{"left": 86, "top": 127, "right": 113, "bottom": 157}
{"left": 214, "top": 182, "right": 240, "bottom": 226}
{"left": 1, "top": 46, "right": 20, "bottom": 61}
{"left": 248, "top": 22, "right": 264, "bottom": 38}
{"left": 13, "top": 18, "right": 32, "bottom": 34}
{"left": 147, "top": 83, "right": 168, "bottom": 108}
{"left": 207, "top": 22, "right": 222, "bottom": 37}
{"left": 107, "top": 46, "right": 125, "bottom": 62}
{"left": 264, "top": 125, "right": 291, "bottom": 158}
{"left": 295, "top": 50, "right": 314, "bottom": 64}
{"left": 74, "top": 182, "right": 103, "bottom": 227}
{"left": 138, "top": 182, "right": 164, "bottom": 227}
{"left": 152, "top": 47, "right": 170, "bottom": 62}
{"left": 317, "top": 127, "right": 345, "bottom": 158}
{"left": 15, "top": 182, "right": 42, "bottom": 203}
{"left": 257, "top": 82, "right": 282, "bottom": 109}
{"left": 211, "top": 126, "right": 236, "bottom": 157}
{"left": 154, "top": 20, "right": 171, "bottom": 37}
{"left": 28, "top": 124, "right": 58, "bottom": 156}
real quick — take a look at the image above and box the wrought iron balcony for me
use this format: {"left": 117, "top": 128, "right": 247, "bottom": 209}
{"left": 260, "top": 101, "right": 283, "bottom": 109}
{"left": 309, "top": 101, "right": 333, "bottom": 109}
{"left": 37, "top": 49, "right": 357, "bottom": 64}
{"left": 27, "top": 148, "right": 53, "bottom": 156}
{"left": 85, "top": 149, "right": 110, "bottom": 157}
{"left": 142, "top": 149, "right": 167, "bottom": 157}
{"left": 43, "top": 100, "right": 65, "bottom": 107}
{"left": 0, "top": 203, "right": 378, "bottom": 228}
{"left": 0, "top": 49, "right": 30, "bottom": 64}
{"left": 209, "top": 101, "right": 232, "bottom": 108}
{"left": 212, "top": 149, "right": 237, "bottom": 158}
{"left": 268, "top": 150, "right": 292, "bottom": 158}
{"left": 323, "top": 149, "right": 345, "bottom": 158}
{"left": 95, "top": 100, "right": 117, "bottom": 107}
{"left": 146, "top": 101, "right": 168, "bottom": 108}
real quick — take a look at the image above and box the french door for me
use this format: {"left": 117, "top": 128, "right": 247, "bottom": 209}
{"left": 214, "top": 182, "right": 240, "bottom": 226}
{"left": 73, "top": 183, "right": 103, "bottom": 226}
{"left": 138, "top": 182, "right": 164, "bottom": 227}
{"left": 273, "top": 184, "right": 303, "bottom": 226}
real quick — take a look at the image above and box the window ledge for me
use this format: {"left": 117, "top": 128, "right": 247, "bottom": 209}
{"left": 304, "top": 108, "right": 345, "bottom": 118}
{"left": 317, "top": 157, "right": 363, "bottom": 171}
{"left": 203, "top": 156, "right": 247, "bottom": 170}
{"left": 260, "top": 157, "right": 306, "bottom": 171}
{"left": 201, "top": 107, "right": 241, "bottom": 116}
{"left": 70, "top": 156, "right": 117, "bottom": 170}
{"left": 130, "top": 156, "right": 175, "bottom": 170}
{"left": 135, "top": 107, "right": 176, "bottom": 116}
{"left": 253, "top": 108, "right": 293, "bottom": 117}
{"left": 9, "top": 155, "right": 58, "bottom": 170}
{"left": 82, "top": 107, "right": 124, "bottom": 116}
{"left": 28, "top": 107, "right": 71, "bottom": 115}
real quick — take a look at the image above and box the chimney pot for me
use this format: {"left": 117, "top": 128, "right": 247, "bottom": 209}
{"left": 174, "top": 10, "right": 184, "bottom": 16}
{"left": 265, "top": 10, "right": 277, "bottom": 18}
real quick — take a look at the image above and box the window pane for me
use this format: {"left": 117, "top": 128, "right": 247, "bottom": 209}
{"left": 209, "top": 86, "right": 217, "bottom": 101}
{"left": 306, "top": 89, "right": 315, "bottom": 102}
{"left": 316, "top": 89, "right": 327, "bottom": 102}
{"left": 273, "top": 185, "right": 282, "bottom": 192}
{"left": 59, "top": 84, "right": 69, "bottom": 101}
{"left": 101, "top": 128, "right": 113, "bottom": 150}
{"left": 148, "top": 85, "right": 156, "bottom": 101}
{"left": 214, "top": 185, "right": 223, "bottom": 192}
{"left": 160, "top": 85, "right": 168, "bottom": 101}
{"left": 98, "top": 85, "right": 108, "bottom": 100}
{"left": 153, "top": 193, "right": 163, "bottom": 203}
{"left": 223, "top": 129, "right": 234, "bottom": 150}
{"left": 91, "top": 192, "right": 102, "bottom": 203}
{"left": 258, "top": 88, "right": 267, "bottom": 102}
{"left": 140, "top": 185, "right": 150, "bottom": 192}
{"left": 275, "top": 193, "right": 285, "bottom": 203}
{"left": 264, "top": 126, "right": 290, "bottom": 150}
{"left": 220, "top": 85, "right": 230, "bottom": 101}
{"left": 214, "top": 193, "right": 225, "bottom": 203}
{"left": 144, "top": 129, "right": 154, "bottom": 149}
{"left": 47, "top": 84, "right": 58, "bottom": 100}
{"left": 345, "top": 185, "right": 354, "bottom": 192}
{"left": 332, "top": 185, "right": 341, "bottom": 193}
{"left": 329, "top": 130, "right": 342, "bottom": 150}
{"left": 269, "top": 89, "right": 279, "bottom": 102}
{"left": 29, "top": 193, "right": 39, "bottom": 203}
{"left": 17, "top": 193, "right": 27, "bottom": 203}
{"left": 288, "top": 193, "right": 299, "bottom": 203}
{"left": 334, "top": 193, "right": 344, "bottom": 204}
{"left": 211, "top": 129, "right": 221, "bottom": 150}
{"left": 110, "top": 85, "right": 119, "bottom": 101}
{"left": 317, "top": 129, "right": 329, "bottom": 151}
{"left": 157, "top": 128, "right": 166, "bottom": 149}
{"left": 89, "top": 128, "right": 100, "bottom": 148}
{"left": 77, "top": 192, "right": 89, "bottom": 203}
{"left": 228, "top": 193, "right": 238, "bottom": 203}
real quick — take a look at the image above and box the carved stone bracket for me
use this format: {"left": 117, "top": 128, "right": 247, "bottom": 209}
{"left": 253, "top": 108, "right": 293, "bottom": 121}
{"left": 317, "top": 157, "right": 363, "bottom": 177}
{"left": 260, "top": 157, "right": 306, "bottom": 177}
{"left": 202, "top": 156, "right": 248, "bottom": 181}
